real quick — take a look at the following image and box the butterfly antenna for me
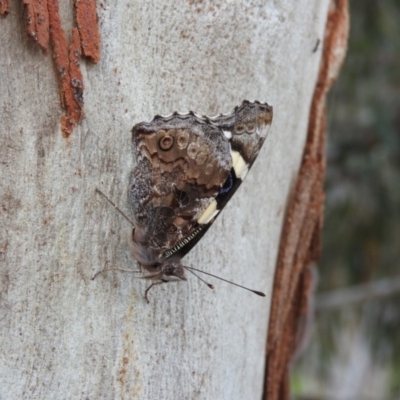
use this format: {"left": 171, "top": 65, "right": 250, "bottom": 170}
{"left": 95, "top": 188, "right": 135, "bottom": 228}
{"left": 185, "top": 266, "right": 265, "bottom": 297}
{"left": 184, "top": 266, "right": 215, "bottom": 290}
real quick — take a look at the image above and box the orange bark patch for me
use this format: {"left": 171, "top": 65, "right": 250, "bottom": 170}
{"left": 22, "top": 0, "right": 50, "bottom": 51}
{"left": 60, "top": 27, "right": 84, "bottom": 136}
{"left": 47, "top": 0, "right": 82, "bottom": 137}
{"left": 69, "top": 28, "right": 84, "bottom": 109}
{"left": 75, "top": 0, "right": 100, "bottom": 63}
{"left": 0, "top": 0, "right": 10, "bottom": 16}
{"left": 16, "top": 0, "right": 100, "bottom": 136}
{"left": 264, "top": 1, "right": 350, "bottom": 399}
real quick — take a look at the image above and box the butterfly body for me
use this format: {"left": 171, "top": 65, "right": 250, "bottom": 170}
{"left": 128, "top": 101, "right": 273, "bottom": 299}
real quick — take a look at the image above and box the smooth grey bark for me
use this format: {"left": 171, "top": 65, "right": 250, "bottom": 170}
{"left": 0, "top": 1, "right": 330, "bottom": 399}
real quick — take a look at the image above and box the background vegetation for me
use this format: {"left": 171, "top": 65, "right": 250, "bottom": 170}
{"left": 293, "top": 1, "right": 400, "bottom": 398}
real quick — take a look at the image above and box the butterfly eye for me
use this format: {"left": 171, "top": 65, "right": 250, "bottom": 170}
{"left": 234, "top": 123, "right": 246, "bottom": 135}
{"left": 163, "top": 264, "right": 174, "bottom": 275}
{"left": 159, "top": 134, "right": 174, "bottom": 151}
{"left": 246, "top": 122, "right": 256, "bottom": 133}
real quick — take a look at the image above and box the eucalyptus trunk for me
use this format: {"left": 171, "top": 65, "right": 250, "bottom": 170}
{"left": 0, "top": 1, "right": 330, "bottom": 398}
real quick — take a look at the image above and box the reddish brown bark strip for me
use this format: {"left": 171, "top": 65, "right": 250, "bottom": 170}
{"left": 69, "top": 28, "right": 84, "bottom": 109}
{"left": 0, "top": 0, "right": 10, "bottom": 16}
{"left": 18, "top": 0, "right": 99, "bottom": 136}
{"left": 264, "top": 1, "right": 349, "bottom": 399}
{"left": 60, "top": 27, "right": 84, "bottom": 136}
{"left": 22, "top": 0, "right": 50, "bottom": 51}
{"left": 47, "top": 0, "right": 83, "bottom": 137}
{"left": 75, "top": 0, "right": 100, "bottom": 63}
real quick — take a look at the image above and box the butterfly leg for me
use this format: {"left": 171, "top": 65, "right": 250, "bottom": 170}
{"left": 144, "top": 281, "right": 164, "bottom": 303}
{"left": 92, "top": 265, "right": 142, "bottom": 280}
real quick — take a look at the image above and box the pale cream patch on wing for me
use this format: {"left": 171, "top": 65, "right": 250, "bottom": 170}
{"left": 231, "top": 150, "right": 248, "bottom": 180}
{"left": 197, "top": 200, "right": 220, "bottom": 224}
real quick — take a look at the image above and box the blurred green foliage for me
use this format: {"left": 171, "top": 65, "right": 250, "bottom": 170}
{"left": 323, "top": 0, "right": 400, "bottom": 289}
{"left": 294, "top": 1, "right": 400, "bottom": 398}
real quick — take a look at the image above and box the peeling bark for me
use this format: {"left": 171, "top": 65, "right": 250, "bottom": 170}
{"left": 17, "top": 0, "right": 100, "bottom": 135}
{"left": 264, "top": 1, "right": 349, "bottom": 399}
{"left": 0, "top": 0, "right": 10, "bottom": 16}
{"left": 74, "top": 0, "right": 100, "bottom": 63}
{"left": 22, "top": 0, "right": 50, "bottom": 51}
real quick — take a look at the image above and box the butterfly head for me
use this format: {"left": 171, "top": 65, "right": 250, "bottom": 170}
{"left": 159, "top": 259, "right": 187, "bottom": 282}
{"left": 129, "top": 227, "right": 187, "bottom": 282}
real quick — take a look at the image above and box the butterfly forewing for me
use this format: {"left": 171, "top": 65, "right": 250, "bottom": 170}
{"left": 129, "top": 101, "right": 273, "bottom": 264}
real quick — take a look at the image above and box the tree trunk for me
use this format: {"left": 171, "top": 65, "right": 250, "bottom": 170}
{"left": 1, "top": 1, "right": 330, "bottom": 398}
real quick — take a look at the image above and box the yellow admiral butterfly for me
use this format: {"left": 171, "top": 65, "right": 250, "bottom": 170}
{"left": 96, "top": 101, "right": 273, "bottom": 302}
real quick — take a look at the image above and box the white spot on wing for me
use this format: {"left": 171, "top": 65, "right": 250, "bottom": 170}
{"left": 223, "top": 130, "right": 232, "bottom": 139}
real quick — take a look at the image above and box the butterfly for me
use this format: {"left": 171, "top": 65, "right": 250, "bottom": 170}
{"left": 96, "top": 101, "right": 273, "bottom": 302}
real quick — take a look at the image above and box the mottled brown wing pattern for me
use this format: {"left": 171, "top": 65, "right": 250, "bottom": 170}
{"left": 127, "top": 101, "right": 272, "bottom": 298}
{"left": 130, "top": 114, "right": 232, "bottom": 253}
